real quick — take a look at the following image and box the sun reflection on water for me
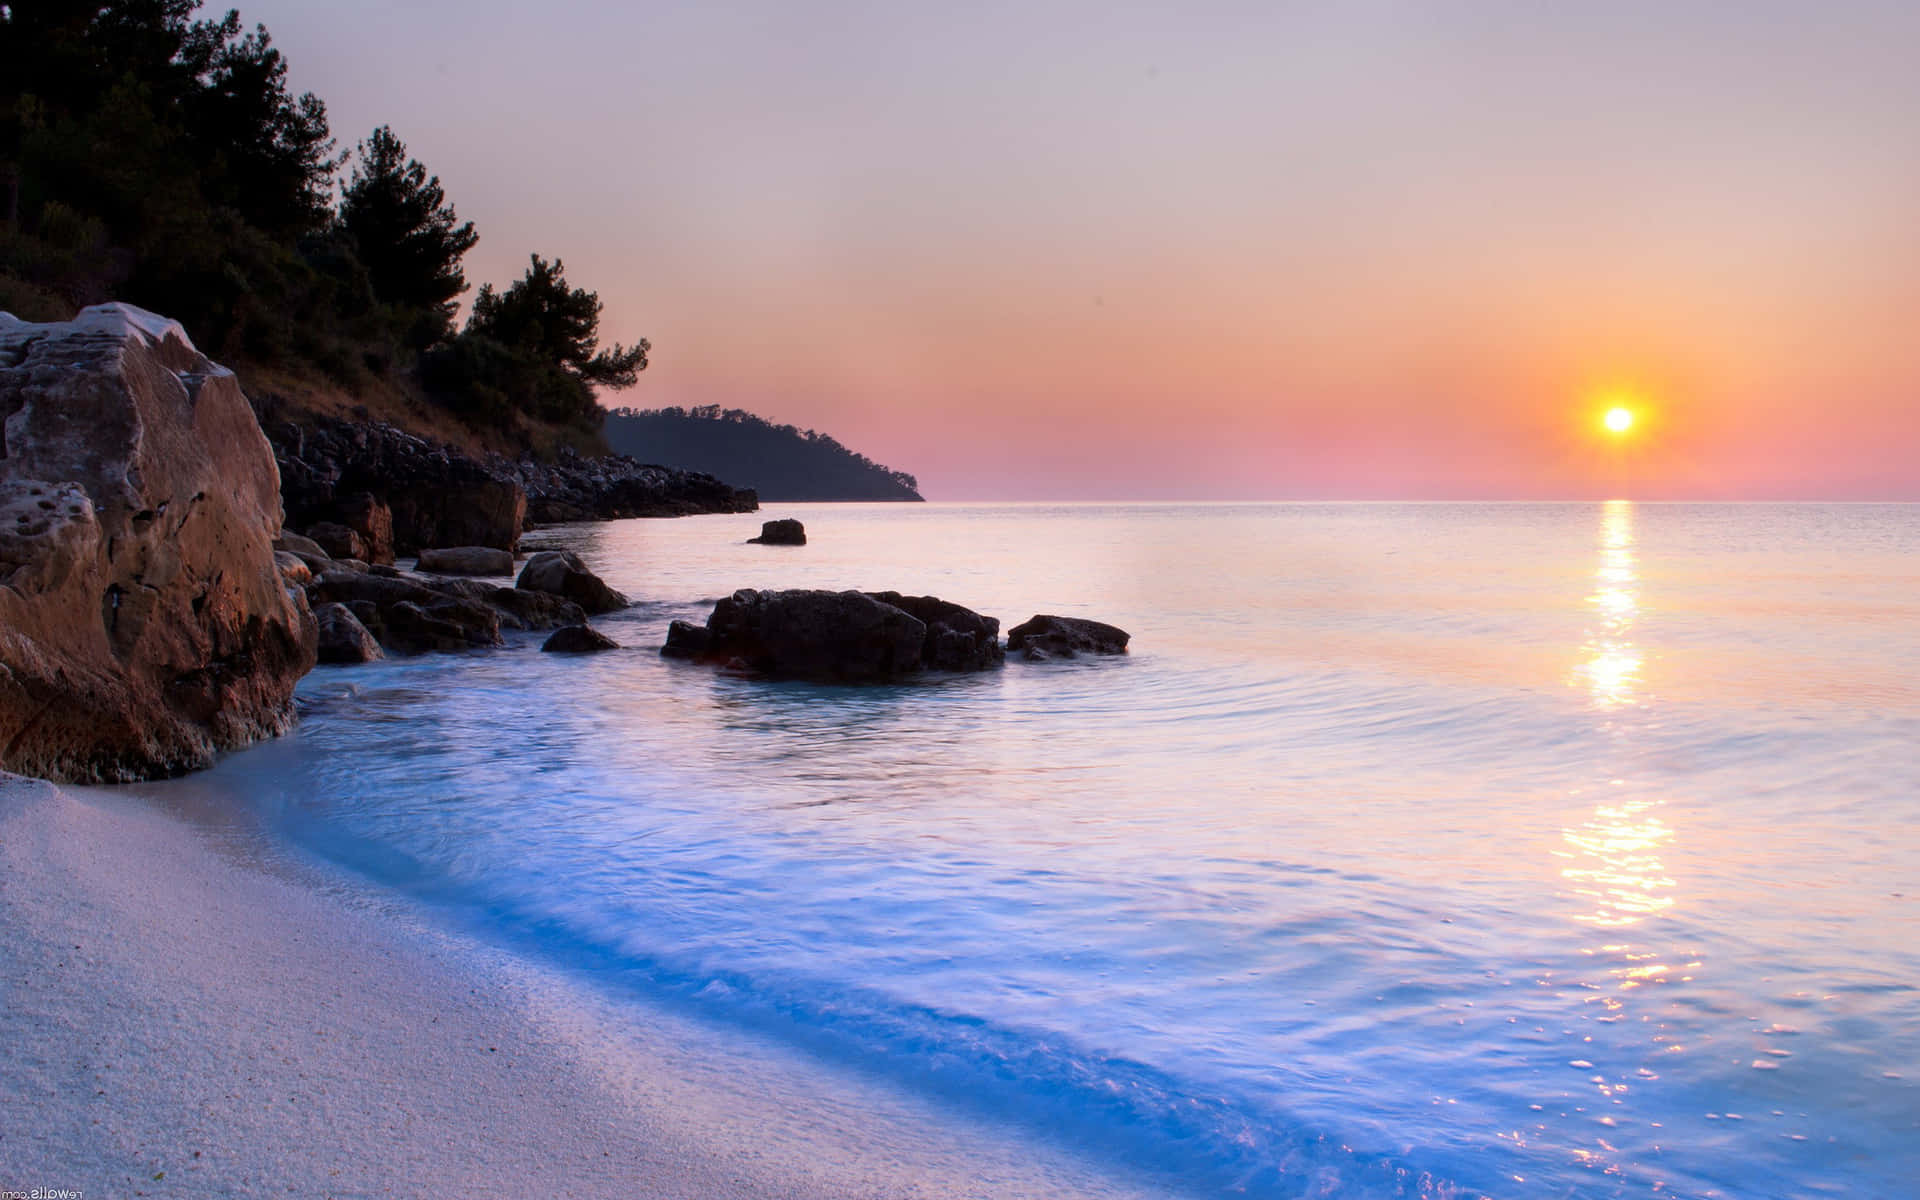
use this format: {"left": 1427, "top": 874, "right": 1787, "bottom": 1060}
{"left": 1572, "top": 500, "right": 1642, "bottom": 709}
{"left": 1547, "top": 501, "right": 1693, "bottom": 1182}
{"left": 1559, "top": 798, "right": 1676, "bottom": 931}
{"left": 1559, "top": 502, "right": 1680, "bottom": 951}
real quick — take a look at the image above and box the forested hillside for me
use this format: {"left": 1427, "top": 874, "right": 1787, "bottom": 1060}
{"left": 604, "top": 407, "right": 922, "bottom": 501}
{"left": 0, "top": 1, "right": 641, "bottom": 454}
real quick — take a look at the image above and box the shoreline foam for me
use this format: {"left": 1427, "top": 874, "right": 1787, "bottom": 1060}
{"left": 0, "top": 774, "right": 1158, "bottom": 1199}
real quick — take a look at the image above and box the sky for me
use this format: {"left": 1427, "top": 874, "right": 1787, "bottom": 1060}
{"left": 242, "top": 0, "right": 1920, "bottom": 499}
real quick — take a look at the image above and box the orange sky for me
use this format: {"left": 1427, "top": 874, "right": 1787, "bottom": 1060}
{"left": 249, "top": 0, "right": 1920, "bottom": 498}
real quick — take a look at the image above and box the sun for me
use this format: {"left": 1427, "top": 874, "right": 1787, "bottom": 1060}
{"left": 1603, "top": 406, "right": 1634, "bottom": 434}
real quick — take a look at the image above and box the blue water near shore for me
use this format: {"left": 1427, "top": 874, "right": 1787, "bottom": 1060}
{"left": 182, "top": 502, "right": 1919, "bottom": 1197}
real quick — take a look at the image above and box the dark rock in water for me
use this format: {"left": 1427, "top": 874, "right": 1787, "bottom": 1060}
{"left": 306, "top": 521, "right": 368, "bottom": 563}
{"left": 663, "top": 588, "right": 1003, "bottom": 680}
{"left": 660, "top": 618, "right": 712, "bottom": 659}
{"left": 418, "top": 545, "right": 514, "bottom": 576}
{"left": 516, "top": 549, "right": 627, "bottom": 614}
{"left": 476, "top": 585, "right": 585, "bottom": 631}
{"left": 1007, "top": 614, "right": 1130, "bottom": 659}
{"left": 313, "top": 601, "right": 382, "bottom": 664}
{"left": 310, "top": 568, "right": 443, "bottom": 611}
{"left": 542, "top": 624, "right": 618, "bottom": 653}
{"left": 376, "top": 597, "right": 501, "bottom": 654}
{"left": 866, "top": 591, "right": 1003, "bottom": 672}
{"left": 306, "top": 565, "right": 562, "bottom": 650}
{"left": 0, "top": 304, "right": 316, "bottom": 782}
{"left": 748, "top": 518, "right": 806, "bottom": 545}
{"left": 701, "top": 589, "right": 924, "bottom": 680}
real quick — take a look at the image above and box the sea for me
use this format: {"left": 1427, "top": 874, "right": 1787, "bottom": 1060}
{"left": 135, "top": 502, "right": 1920, "bottom": 1198}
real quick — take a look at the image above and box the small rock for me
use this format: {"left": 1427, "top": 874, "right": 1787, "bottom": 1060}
{"left": 273, "top": 550, "right": 313, "bottom": 587}
{"left": 660, "top": 619, "right": 712, "bottom": 659}
{"left": 418, "top": 545, "right": 515, "bottom": 576}
{"left": 306, "top": 522, "right": 368, "bottom": 562}
{"left": 516, "top": 549, "right": 627, "bottom": 614}
{"left": 541, "top": 624, "right": 619, "bottom": 653}
{"left": 1006, "top": 614, "right": 1130, "bottom": 658}
{"left": 274, "top": 531, "right": 329, "bottom": 560}
{"left": 748, "top": 518, "right": 806, "bottom": 546}
{"left": 314, "top": 602, "right": 382, "bottom": 664}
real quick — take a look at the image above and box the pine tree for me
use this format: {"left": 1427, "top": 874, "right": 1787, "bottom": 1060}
{"left": 339, "top": 125, "right": 476, "bottom": 343}
{"left": 467, "top": 255, "right": 646, "bottom": 386}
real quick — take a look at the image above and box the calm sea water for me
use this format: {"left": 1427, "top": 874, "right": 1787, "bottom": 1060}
{"left": 157, "top": 503, "right": 1920, "bottom": 1198}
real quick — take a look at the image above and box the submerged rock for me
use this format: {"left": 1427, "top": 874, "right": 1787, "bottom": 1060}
{"left": 0, "top": 303, "right": 317, "bottom": 782}
{"left": 541, "top": 623, "right": 618, "bottom": 653}
{"left": 662, "top": 588, "right": 1002, "bottom": 680}
{"left": 748, "top": 518, "right": 806, "bottom": 545}
{"left": 515, "top": 549, "right": 627, "bottom": 614}
{"left": 417, "top": 545, "right": 514, "bottom": 576}
{"left": 1006, "top": 614, "right": 1130, "bottom": 659}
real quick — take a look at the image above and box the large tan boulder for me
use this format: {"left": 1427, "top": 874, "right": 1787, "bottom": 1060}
{"left": 0, "top": 304, "right": 318, "bottom": 782}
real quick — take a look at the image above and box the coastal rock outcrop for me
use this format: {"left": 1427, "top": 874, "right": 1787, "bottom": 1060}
{"left": 748, "top": 518, "right": 806, "bottom": 545}
{"left": 270, "top": 416, "right": 525, "bottom": 554}
{"left": 261, "top": 414, "right": 758, "bottom": 556}
{"left": 417, "top": 546, "right": 514, "bottom": 576}
{"left": 0, "top": 304, "right": 318, "bottom": 782}
{"left": 516, "top": 550, "right": 627, "bottom": 614}
{"left": 661, "top": 588, "right": 1002, "bottom": 680}
{"left": 1007, "top": 614, "right": 1131, "bottom": 659}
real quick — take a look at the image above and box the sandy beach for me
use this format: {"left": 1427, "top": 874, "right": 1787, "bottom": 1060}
{"left": 0, "top": 774, "right": 1161, "bottom": 1200}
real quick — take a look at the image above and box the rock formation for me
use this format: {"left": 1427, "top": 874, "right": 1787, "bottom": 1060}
{"left": 748, "top": 518, "right": 806, "bottom": 545}
{"left": 262, "top": 414, "right": 758, "bottom": 557}
{"left": 0, "top": 304, "right": 317, "bottom": 782}
{"left": 314, "top": 602, "right": 382, "bottom": 664}
{"left": 661, "top": 589, "right": 1002, "bottom": 680}
{"left": 516, "top": 550, "right": 627, "bottom": 614}
{"left": 417, "top": 546, "right": 514, "bottom": 576}
{"left": 1006, "top": 614, "right": 1131, "bottom": 659}
{"left": 541, "top": 624, "right": 618, "bottom": 653}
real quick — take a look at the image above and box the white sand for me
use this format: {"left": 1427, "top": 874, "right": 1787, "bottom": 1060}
{"left": 0, "top": 774, "right": 1165, "bottom": 1199}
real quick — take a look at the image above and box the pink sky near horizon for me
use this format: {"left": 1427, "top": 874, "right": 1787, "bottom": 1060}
{"left": 245, "top": 0, "right": 1920, "bottom": 499}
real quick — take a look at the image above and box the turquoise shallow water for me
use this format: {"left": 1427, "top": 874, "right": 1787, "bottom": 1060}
{"left": 167, "top": 502, "right": 1920, "bottom": 1197}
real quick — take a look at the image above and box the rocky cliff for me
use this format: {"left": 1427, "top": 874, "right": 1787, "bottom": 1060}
{"left": 0, "top": 304, "right": 317, "bottom": 782}
{"left": 266, "top": 416, "right": 758, "bottom": 559}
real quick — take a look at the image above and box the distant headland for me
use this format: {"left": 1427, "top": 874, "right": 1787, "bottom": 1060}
{"left": 605, "top": 407, "right": 923, "bottom": 502}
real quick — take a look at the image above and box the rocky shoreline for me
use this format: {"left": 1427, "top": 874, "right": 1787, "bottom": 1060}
{"left": 0, "top": 302, "right": 1127, "bottom": 782}
{"left": 266, "top": 414, "right": 759, "bottom": 559}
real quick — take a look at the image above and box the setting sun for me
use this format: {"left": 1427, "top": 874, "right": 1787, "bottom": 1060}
{"left": 1604, "top": 407, "right": 1635, "bottom": 434}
